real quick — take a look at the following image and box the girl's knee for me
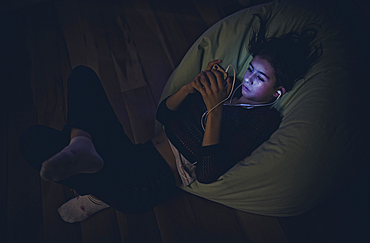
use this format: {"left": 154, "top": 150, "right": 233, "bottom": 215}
{"left": 68, "top": 65, "right": 100, "bottom": 90}
{"left": 70, "top": 65, "right": 98, "bottom": 80}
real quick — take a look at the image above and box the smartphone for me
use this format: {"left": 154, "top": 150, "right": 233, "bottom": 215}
{"left": 211, "top": 63, "right": 228, "bottom": 79}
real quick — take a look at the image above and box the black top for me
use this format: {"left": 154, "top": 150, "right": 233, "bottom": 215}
{"left": 156, "top": 92, "right": 282, "bottom": 184}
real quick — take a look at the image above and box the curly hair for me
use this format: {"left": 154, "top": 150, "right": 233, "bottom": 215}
{"left": 248, "top": 14, "right": 322, "bottom": 91}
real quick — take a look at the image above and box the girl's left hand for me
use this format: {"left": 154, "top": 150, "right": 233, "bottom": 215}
{"left": 193, "top": 69, "right": 232, "bottom": 111}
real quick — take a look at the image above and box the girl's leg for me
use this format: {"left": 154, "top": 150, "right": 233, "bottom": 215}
{"left": 64, "top": 66, "right": 135, "bottom": 152}
{"left": 19, "top": 65, "right": 177, "bottom": 219}
{"left": 19, "top": 124, "right": 111, "bottom": 223}
{"left": 39, "top": 65, "right": 130, "bottom": 182}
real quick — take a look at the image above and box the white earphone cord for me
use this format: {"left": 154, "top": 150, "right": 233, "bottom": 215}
{"left": 201, "top": 65, "right": 236, "bottom": 131}
{"left": 201, "top": 64, "right": 281, "bottom": 131}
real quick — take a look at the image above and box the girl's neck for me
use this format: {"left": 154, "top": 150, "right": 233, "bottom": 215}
{"left": 231, "top": 96, "right": 275, "bottom": 106}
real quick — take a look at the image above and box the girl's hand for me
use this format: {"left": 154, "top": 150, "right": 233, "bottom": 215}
{"left": 182, "top": 60, "right": 224, "bottom": 94}
{"left": 193, "top": 69, "right": 232, "bottom": 111}
{"left": 205, "top": 59, "right": 223, "bottom": 71}
{"left": 167, "top": 60, "right": 226, "bottom": 111}
{"left": 183, "top": 79, "right": 198, "bottom": 94}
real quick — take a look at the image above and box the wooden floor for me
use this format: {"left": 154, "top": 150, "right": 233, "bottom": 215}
{"left": 1, "top": 0, "right": 369, "bottom": 242}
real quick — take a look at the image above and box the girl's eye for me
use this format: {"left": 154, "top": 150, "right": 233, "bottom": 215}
{"left": 247, "top": 66, "right": 253, "bottom": 72}
{"left": 258, "top": 76, "right": 264, "bottom": 81}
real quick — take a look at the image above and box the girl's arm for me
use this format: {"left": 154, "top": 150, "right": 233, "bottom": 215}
{"left": 193, "top": 69, "right": 232, "bottom": 146}
{"left": 165, "top": 84, "right": 194, "bottom": 111}
{"left": 166, "top": 60, "right": 224, "bottom": 111}
{"left": 201, "top": 106, "right": 223, "bottom": 146}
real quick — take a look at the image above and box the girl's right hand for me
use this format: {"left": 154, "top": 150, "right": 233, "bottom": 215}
{"left": 183, "top": 60, "right": 223, "bottom": 94}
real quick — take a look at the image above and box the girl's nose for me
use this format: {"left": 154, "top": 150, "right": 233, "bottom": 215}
{"left": 245, "top": 74, "right": 254, "bottom": 84}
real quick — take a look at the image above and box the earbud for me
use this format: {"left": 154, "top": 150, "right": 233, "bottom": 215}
{"left": 276, "top": 90, "right": 282, "bottom": 98}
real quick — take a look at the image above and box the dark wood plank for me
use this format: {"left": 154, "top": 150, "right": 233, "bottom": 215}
{"left": 121, "top": 87, "right": 158, "bottom": 143}
{"left": 56, "top": 2, "right": 165, "bottom": 241}
{"left": 24, "top": 3, "right": 83, "bottom": 242}
{"left": 0, "top": 12, "right": 10, "bottom": 242}
{"left": 278, "top": 211, "right": 325, "bottom": 243}
{"left": 4, "top": 7, "right": 45, "bottom": 242}
{"left": 40, "top": 183, "right": 83, "bottom": 243}
{"left": 154, "top": 191, "right": 203, "bottom": 243}
{"left": 186, "top": 193, "right": 248, "bottom": 242}
{"left": 116, "top": 210, "right": 163, "bottom": 243}
{"left": 156, "top": 0, "right": 208, "bottom": 51}
{"left": 54, "top": 0, "right": 90, "bottom": 67}
{"left": 55, "top": 0, "right": 136, "bottom": 142}
{"left": 192, "top": 0, "right": 223, "bottom": 28}
{"left": 24, "top": 5, "right": 67, "bottom": 129}
{"left": 104, "top": 14, "right": 148, "bottom": 93}
{"left": 306, "top": 164, "right": 370, "bottom": 243}
{"left": 278, "top": 175, "right": 370, "bottom": 243}
{"left": 27, "top": 4, "right": 68, "bottom": 129}
{"left": 123, "top": 0, "right": 178, "bottom": 104}
{"left": 233, "top": 210, "right": 288, "bottom": 243}
{"left": 214, "top": 0, "right": 248, "bottom": 17}
{"left": 0, "top": 86, "right": 8, "bottom": 241}
{"left": 98, "top": 1, "right": 160, "bottom": 142}
{"left": 80, "top": 207, "right": 122, "bottom": 243}
{"left": 130, "top": 0, "right": 192, "bottom": 73}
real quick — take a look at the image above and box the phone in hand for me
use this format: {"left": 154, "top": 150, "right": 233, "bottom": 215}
{"left": 211, "top": 63, "right": 228, "bottom": 79}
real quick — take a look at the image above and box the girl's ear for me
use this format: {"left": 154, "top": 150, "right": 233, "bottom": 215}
{"left": 274, "top": 86, "right": 286, "bottom": 97}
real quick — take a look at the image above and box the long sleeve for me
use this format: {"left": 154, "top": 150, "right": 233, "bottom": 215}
{"left": 156, "top": 96, "right": 176, "bottom": 126}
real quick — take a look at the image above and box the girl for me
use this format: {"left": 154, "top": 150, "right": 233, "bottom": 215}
{"left": 19, "top": 18, "right": 320, "bottom": 222}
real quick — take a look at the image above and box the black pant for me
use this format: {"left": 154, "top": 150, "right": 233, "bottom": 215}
{"left": 19, "top": 65, "right": 176, "bottom": 214}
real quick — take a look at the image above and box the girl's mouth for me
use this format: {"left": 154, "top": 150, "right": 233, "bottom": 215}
{"left": 242, "top": 85, "right": 250, "bottom": 92}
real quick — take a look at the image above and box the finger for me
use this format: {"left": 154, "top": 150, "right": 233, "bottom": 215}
{"left": 193, "top": 77, "right": 206, "bottom": 96}
{"left": 199, "top": 71, "right": 212, "bottom": 91}
{"left": 210, "top": 69, "right": 225, "bottom": 90}
{"left": 189, "top": 79, "right": 198, "bottom": 91}
{"left": 206, "top": 70, "right": 221, "bottom": 92}
{"left": 226, "top": 77, "right": 232, "bottom": 94}
{"left": 206, "top": 59, "right": 222, "bottom": 71}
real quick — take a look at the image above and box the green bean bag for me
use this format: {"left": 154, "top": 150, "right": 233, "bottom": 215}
{"left": 156, "top": 0, "right": 363, "bottom": 216}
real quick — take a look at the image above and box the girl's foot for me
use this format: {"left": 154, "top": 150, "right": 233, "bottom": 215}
{"left": 40, "top": 136, "right": 103, "bottom": 181}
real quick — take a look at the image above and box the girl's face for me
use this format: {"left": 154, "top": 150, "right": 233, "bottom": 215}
{"left": 241, "top": 56, "right": 281, "bottom": 104}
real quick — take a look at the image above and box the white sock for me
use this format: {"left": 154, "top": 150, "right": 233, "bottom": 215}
{"left": 40, "top": 136, "right": 104, "bottom": 181}
{"left": 58, "top": 195, "right": 110, "bottom": 223}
